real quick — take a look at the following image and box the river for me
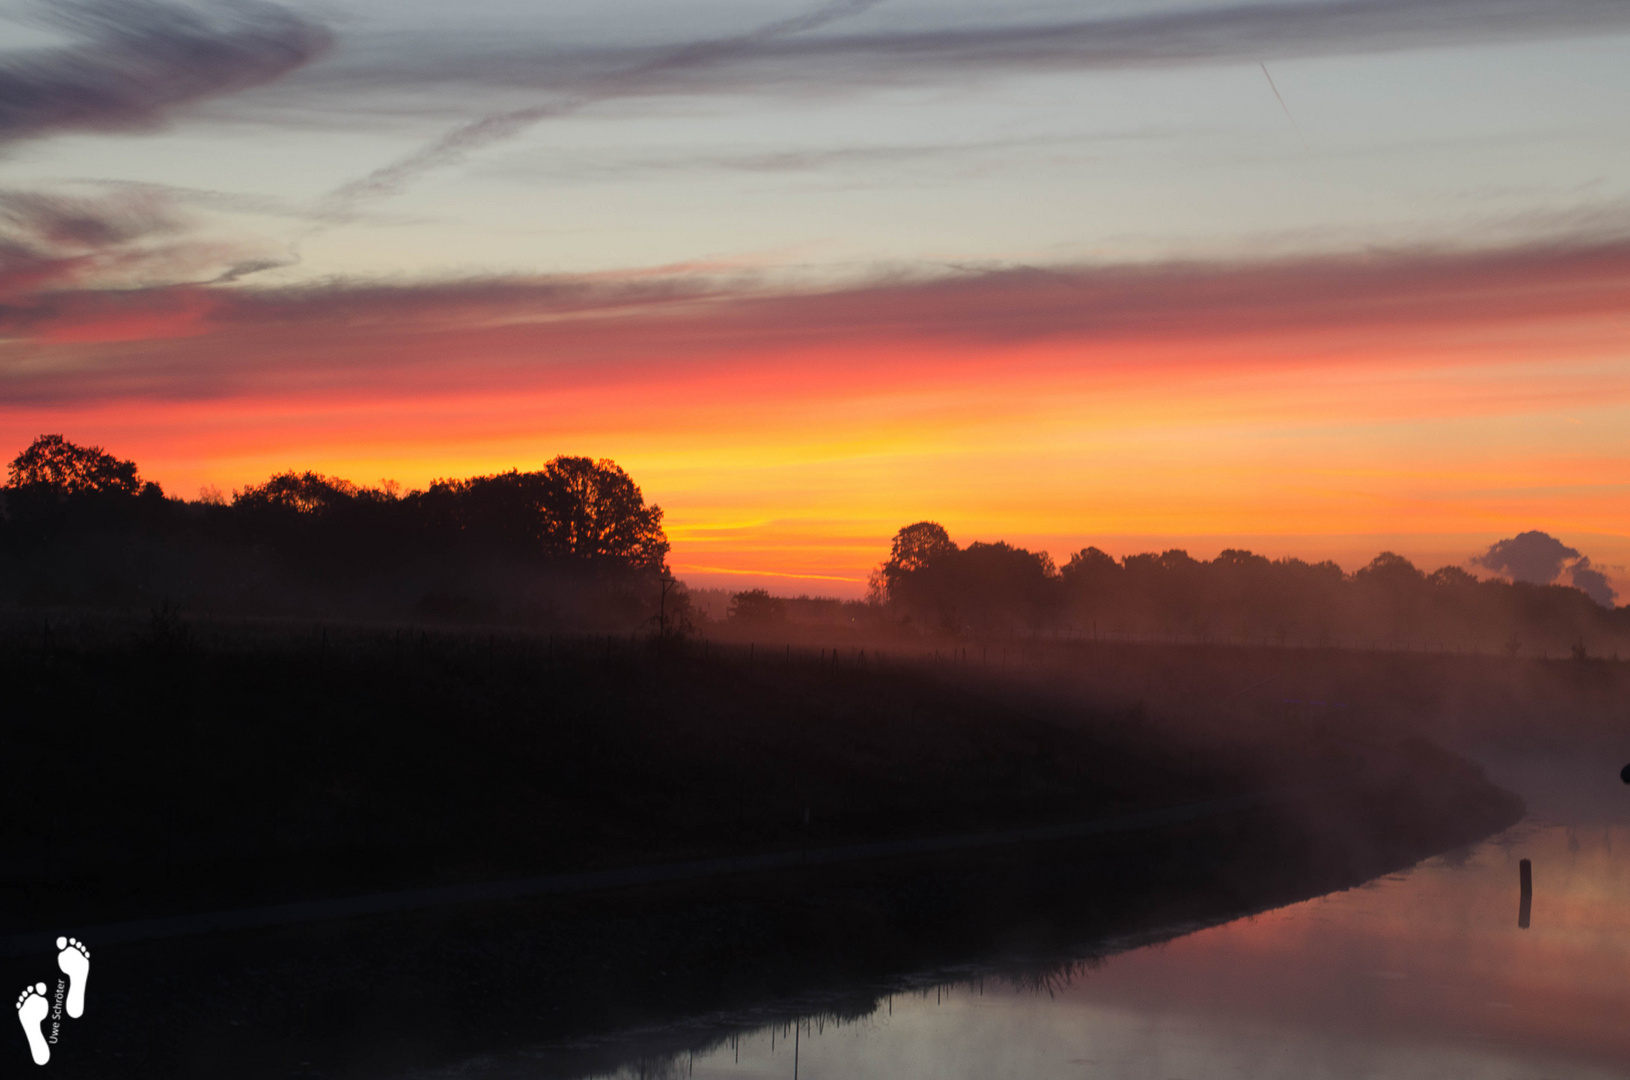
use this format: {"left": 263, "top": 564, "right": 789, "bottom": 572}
{"left": 654, "top": 745, "right": 1630, "bottom": 1080}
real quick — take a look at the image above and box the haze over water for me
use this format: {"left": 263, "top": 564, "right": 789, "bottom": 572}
{"left": 667, "top": 748, "right": 1630, "bottom": 1080}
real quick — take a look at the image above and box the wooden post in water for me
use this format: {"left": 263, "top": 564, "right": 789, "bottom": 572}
{"left": 1518, "top": 858, "right": 1533, "bottom": 929}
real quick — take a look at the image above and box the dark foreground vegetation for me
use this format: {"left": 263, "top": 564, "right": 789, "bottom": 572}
{"left": 0, "top": 616, "right": 1527, "bottom": 1079}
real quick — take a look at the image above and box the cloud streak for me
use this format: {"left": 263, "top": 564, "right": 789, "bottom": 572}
{"left": 322, "top": 0, "right": 1630, "bottom": 95}
{"left": 0, "top": 185, "right": 187, "bottom": 295}
{"left": 740, "top": 0, "right": 1630, "bottom": 79}
{"left": 0, "top": 0, "right": 331, "bottom": 145}
{"left": 326, "top": 0, "right": 889, "bottom": 210}
{"left": 310, "top": 0, "right": 1630, "bottom": 206}
{"left": 0, "top": 180, "right": 304, "bottom": 305}
{"left": 4, "top": 235, "right": 1630, "bottom": 402}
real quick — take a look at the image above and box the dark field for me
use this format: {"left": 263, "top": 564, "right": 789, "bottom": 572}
{"left": 0, "top": 614, "right": 1535, "bottom": 1078}
{"left": 4, "top": 619, "right": 1252, "bottom": 926}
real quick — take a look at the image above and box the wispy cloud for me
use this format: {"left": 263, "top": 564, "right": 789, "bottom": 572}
{"left": 0, "top": 182, "right": 299, "bottom": 299}
{"left": 324, "top": 0, "right": 890, "bottom": 211}
{"left": 480, "top": 135, "right": 1099, "bottom": 184}
{"left": 0, "top": 187, "right": 181, "bottom": 247}
{"left": 738, "top": 0, "right": 1630, "bottom": 79}
{"left": 9, "top": 0, "right": 1626, "bottom": 210}
{"left": 304, "top": 0, "right": 1630, "bottom": 206}
{"left": 4, "top": 236, "right": 1630, "bottom": 402}
{"left": 0, "top": 0, "right": 331, "bottom": 145}
{"left": 0, "top": 185, "right": 185, "bottom": 293}
{"left": 320, "top": 0, "right": 1630, "bottom": 96}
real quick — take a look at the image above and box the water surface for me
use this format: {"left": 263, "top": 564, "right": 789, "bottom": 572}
{"left": 670, "top": 747, "right": 1630, "bottom": 1080}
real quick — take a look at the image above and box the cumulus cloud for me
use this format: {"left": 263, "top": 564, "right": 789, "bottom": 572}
{"left": 1473, "top": 530, "right": 1617, "bottom": 606}
{"left": 1568, "top": 558, "right": 1617, "bottom": 607}
{"left": 0, "top": 0, "right": 331, "bottom": 145}
{"left": 1473, "top": 530, "right": 1580, "bottom": 583}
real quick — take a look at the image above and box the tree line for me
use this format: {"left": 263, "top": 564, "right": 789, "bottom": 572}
{"left": 871, "top": 521, "right": 1630, "bottom": 656}
{"left": 7, "top": 435, "right": 1626, "bottom": 655}
{"left": 0, "top": 435, "right": 672, "bottom": 626}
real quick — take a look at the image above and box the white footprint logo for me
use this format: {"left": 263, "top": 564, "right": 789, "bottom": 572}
{"left": 15, "top": 983, "right": 49, "bottom": 1065}
{"left": 56, "top": 937, "right": 89, "bottom": 1019}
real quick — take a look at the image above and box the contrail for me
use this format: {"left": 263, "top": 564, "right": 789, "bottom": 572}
{"left": 324, "top": 0, "right": 889, "bottom": 214}
{"left": 1260, "top": 61, "right": 1311, "bottom": 155}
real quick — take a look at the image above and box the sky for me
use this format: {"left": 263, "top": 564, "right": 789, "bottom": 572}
{"left": 0, "top": 0, "right": 1627, "bottom": 597}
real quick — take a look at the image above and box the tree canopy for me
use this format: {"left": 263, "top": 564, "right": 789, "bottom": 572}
{"left": 419, "top": 457, "right": 667, "bottom": 569}
{"left": 6, "top": 435, "right": 147, "bottom": 497}
{"left": 0, "top": 437, "right": 671, "bottom": 625}
{"left": 728, "top": 588, "right": 787, "bottom": 624}
{"left": 224, "top": 456, "right": 670, "bottom": 572}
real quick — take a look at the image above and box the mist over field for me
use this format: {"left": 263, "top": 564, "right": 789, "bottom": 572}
{"left": 4, "top": 1, "right": 1628, "bottom": 1076}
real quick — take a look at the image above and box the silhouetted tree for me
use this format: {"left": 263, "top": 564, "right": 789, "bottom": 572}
{"left": 872, "top": 518, "right": 1630, "bottom": 652}
{"left": 729, "top": 588, "right": 786, "bottom": 625}
{"left": 0, "top": 436, "right": 672, "bottom": 624}
{"left": 233, "top": 471, "right": 378, "bottom": 515}
{"left": 1061, "top": 546, "right": 1121, "bottom": 625}
{"left": 536, "top": 457, "right": 668, "bottom": 567}
{"left": 952, "top": 541, "right": 1059, "bottom": 631}
{"left": 872, "top": 522, "right": 953, "bottom": 619}
{"left": 874, "top": 523, "right": 1058, "bottom": 631}
{"left": 654, "top": 571, "right": 695, "bottom": 638}
{"left": 6, "top": 434, "right": 145, "bottom": 496}
{"left": 1, "top": 435, "right": 166, "bottom": 547}
{"left": 1427, "top": 566, "right": 1478, "bottom": 589}
{"left": 1353, "top": 551, "right": 1426, "bottom": 592}
{"left": 423, "top": 457, "right": 667, "bottom": 570}
{"left": 871, "top": 521, "right": 955, "bottom": 605}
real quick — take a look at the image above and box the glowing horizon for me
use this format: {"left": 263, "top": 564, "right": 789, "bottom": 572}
{"left": 2, "top": 0, "right": 1628, "bottom": 601}
{"left": 4, "top": 244, "right": 1628, "bottom": 599}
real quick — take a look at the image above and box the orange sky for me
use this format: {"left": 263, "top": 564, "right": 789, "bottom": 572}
{"left": 3, "top": 243, "right": 1628, "bottom": 597}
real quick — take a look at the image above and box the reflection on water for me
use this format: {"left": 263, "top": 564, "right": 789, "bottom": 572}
{"left": 665, "top": 753, "right": 1630, "bottom": 1080}
{"left": 1519, "top": 857, "right": 1533, "bottom": 930}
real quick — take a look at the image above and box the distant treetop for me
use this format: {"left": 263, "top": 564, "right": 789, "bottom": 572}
{"left": 6, "top": 435, "right": 148, "bottom": 497}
